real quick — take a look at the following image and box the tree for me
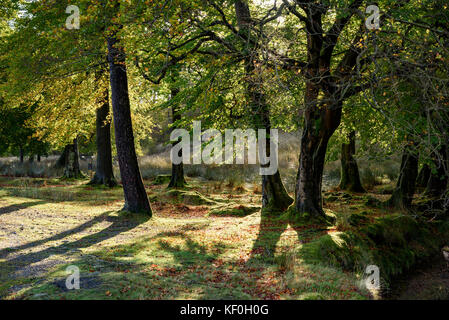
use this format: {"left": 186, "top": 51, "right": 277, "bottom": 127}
{"left": 416, "top": 164, "right": 430, "bottom": 189}
{"left": 3, "top": 1, "right": 152, "bottom": 207}
{"left": 234, "top": 0, "right": 293, "bottom": 211}
{"left": 426, "top": 146, "right": 448, "bottom": 199}
{"left": 89, "top": 69, "right": 117, "bottom": 187}
{"left": 386, "top": 143, "right": 419, "bottom": 210}
{"left": 134, "top": 0, "right": 294, "bottom": 211}
{"left": 366, "top": 0, "right": 449, "bottom": 211}
{"left": 167, "top": 88, "right": 187, "bottom": 189}
{"left": 61, "top": 138, "right": 83, "bottom": 179}
{"left": 107, "top": 24, "right": 152, "bottom": 215}
{"left": 339, "top": 131, "right": 365, "bottom": 193}
{"left": 0, "top": 103, "right": 50, "bottom": 163}
{"left": 278, "top": 0, "right": 370, "bottom": 219}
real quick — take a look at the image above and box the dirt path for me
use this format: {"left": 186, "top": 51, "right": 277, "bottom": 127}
{"left": 385, "top": 256, "right": 449, "bottom": 300}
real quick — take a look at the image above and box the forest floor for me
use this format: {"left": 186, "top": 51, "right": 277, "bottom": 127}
{"left": 0, "top": 175, "right": 446, "bottom": 300}
{"left": 385, "top": 256, "right": 449, "bottom": 300}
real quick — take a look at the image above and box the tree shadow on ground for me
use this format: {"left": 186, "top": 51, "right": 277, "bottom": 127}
{"left": 0, "top": 212, "right": 148, "bottom": 280}
{"left": 0, "top": 201, "right": 47, "bottom": 216}
{"left": 153, "top": 232, "right": 282, "bottom": 299}
{"left": 157, "top": 236, "right": 221, "bottom": 267}
{"left": 2, "top": 187, "right": 123, "bottom": 206}
{"left": 26, "top": 225, "right": 219, "bottom": 299}
{"left": 248, "top": 211, "right": 329, "bottom": 263}
{"left": 0, "top": 211, "right": 111, "bottom": 258}
{"left": 248, "top": 211, "right": 289, "bottom": 263}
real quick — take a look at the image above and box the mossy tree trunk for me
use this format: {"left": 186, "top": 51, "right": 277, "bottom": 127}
{"left": 168, "top": 88, "right": 187, "bottom": 189}
{"left": 89, "top": 72, "right": 117, "bottom": 188}
{"left": 168, "top": 161, "right": 186, "bottom": 189}
{"left": 107, "top": 27, "right": 152, "bottom": 215}
{"left": 62, "top": 138, "right": 83, "bottom": 179}
{"left": 261, "top": 170, "right": 293, "bottom": 211}
{"left": 294, "top": 85, "right": 342, "bottom": 219}
{"left": 339, "top": 131, "right": 365, "bottom": 193}
{"left": 387, "top": 144, "right": 418, "bottom": 210}
{"left": 234, "top": 1, "right": 293, "bottom": 212}
{"left": 291, "top": 1, "right": 364, "bottom": 220}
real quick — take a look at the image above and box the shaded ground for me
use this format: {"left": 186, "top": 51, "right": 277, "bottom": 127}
{"left": 6, "top": 175, "right": 446, "bottom": 300}
{"left": 385, "top": 256, "right": 449, "bottom": 300}
{"left": 0, "top": 176, "right": 371, "bottom": 300}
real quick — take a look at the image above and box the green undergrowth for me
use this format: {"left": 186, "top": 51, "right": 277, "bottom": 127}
{"left": 152, "top": 175, "right": 171, "bottom": 186}
{"left": 164, "top": 189, "right": 217, "bottom": 205}
{"left": 285, "top": 206, "right": 336, "bottom": 227}
{"left": 298, "top": 213, "right": 449, "bottom": 289}
{"left": 207, "top": 204, "right": 260, "bottom": 217}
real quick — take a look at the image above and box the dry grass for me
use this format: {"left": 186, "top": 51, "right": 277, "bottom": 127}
{"left": 0, "top": 132, "right": 400, "bottom": 195}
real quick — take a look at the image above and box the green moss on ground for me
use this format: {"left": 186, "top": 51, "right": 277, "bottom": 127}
{"left": 164, "top": 189, "right": 217, "bottom": 205}
{"left": 152, "top": 175, "right": 171, "bottom": 186}
{"left": 299, "top": 213, "right": 449, "bottom": 287}
{"left": 207, "top": 204, "right": 260, "bottom": 217}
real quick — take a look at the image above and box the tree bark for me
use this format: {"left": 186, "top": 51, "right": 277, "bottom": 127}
{"left": 168, "top": 88, "right": 187, "bottom": 189}
{"left": 107, "top": 30, "right": 152, "bottom": 215}
{"left": 261, "top": 171, "right": 293, "bottom": 211}
{"left": 62, "top": 138, "right": 82, "bottom": 179}
{"left": 295, "top": 82, "right": 342, "bottom": 218}
{"left": 168, "top": 161, "right": 186, "bottom": 189}
{"left": 19, "top": 147, "right": 24, "bottom": 163}
{"left": 89, "top": 75, "right": 116, "bottom": 188}
{"left": 234, "top": 0, "right": 293, "bottom": 212}
{"left": 37, "top": 154, "right": 41, "bottom": 162}
{"left": 55, "top": 146, "right": 68, "bottom": 168}
{"left": 416, "top": 164, "right": 431, "bottom": 189}
{"left": 386, "top": 144, "right": 419, "bottom": 210}
{"left": 426, "top": 146, "right": 448, "bottom": 198}
{"left": 290, "top": 2, "right": 364, "bottom": 221}
{"left": 339, "top": 131, "right": 365, "bottom": 192}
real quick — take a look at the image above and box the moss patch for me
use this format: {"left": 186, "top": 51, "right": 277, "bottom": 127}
{"left": 164, "top": 189, "right": 217, "bottom": 205}
{"left": 152, "top": 175, "right": 171, "bottom": 186}
{"left": 207, "top": 204, "right": 260, "bottom": 217}
{"left": 299, "top": 214, "right": 449, "bottom": 287}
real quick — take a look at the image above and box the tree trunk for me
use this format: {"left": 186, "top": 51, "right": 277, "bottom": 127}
{"left": 416, "top": 164, "right": 430, "bottom": 189}
{"left": 37, "top": 154, "right": 41, "bottom": 162}
{"left": 107, "top": 30, "right": 152, "bottom": 215}
{"left": 168, "top": 88, "right": 186, "bottom": 189}
{"left": 295, "top": 82, "right": 342, "bottom": 218}
{"left": 168, "top": 162, "right": 186, "bottom": 189}
{"left": 386, "top": 144, "right": 419, "bottom": 210}
{"left": 55, "top": 146, "right": 68, "bottom": 168}
{"left": 62, "top": 138, "right": 82, "bottom": 179}
{"left": 19, "top": 147, "right": 24, "bottom": 163}
{"left": 89, "top": 76, "right": 116, "bottom": 188}
{"left": 261, "top": 171, "right": 293, "bottom": 211}
{"left": 339, "top": 131, "right": 365, "bottom": 193}
{"left": 426, "top": 146, "right": 448, "bottom": 198}
{"left": 234, "top": 0, "right": 293, "bottom": 212}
